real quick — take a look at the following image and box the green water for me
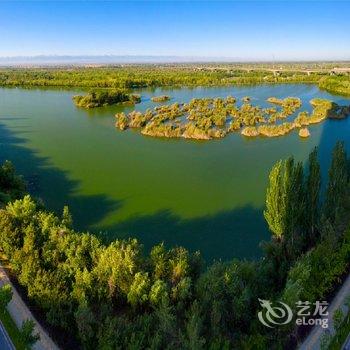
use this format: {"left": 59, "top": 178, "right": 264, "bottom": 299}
{"left": 0, "top": 84, "right": 349, "bottom": 262}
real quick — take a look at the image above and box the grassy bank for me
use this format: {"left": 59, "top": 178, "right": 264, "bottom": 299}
{"left": 0, "top": 310, "right": 26, "bottom": 350}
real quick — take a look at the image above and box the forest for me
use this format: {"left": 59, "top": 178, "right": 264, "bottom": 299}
{"left": 319, "top": 76, "right": 350, "bottom": 96}
{"left": 0, "top": 66, "right": 319, "bottom": 88}
{"left": 0, "top": 142, "right": 350, "bottom": 349}
{"left": 0, "top": 66, "right": 349, "bottom": 96}
{"left": 0, "top": 65, "right": 340, "bottom": 89}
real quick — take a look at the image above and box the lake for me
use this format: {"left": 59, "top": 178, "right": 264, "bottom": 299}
{"left": 0, "top": 84, "right": 349, "bottom": 262}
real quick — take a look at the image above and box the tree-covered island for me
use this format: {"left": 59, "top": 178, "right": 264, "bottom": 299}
{"left": 151, "top": 95, "right": 171, "bottom": 102}
{"left": 73, "top": 89, "right": 141, "bottom": 108}
{"left": 115, "top": 96, "right": 350, "bottom": 140}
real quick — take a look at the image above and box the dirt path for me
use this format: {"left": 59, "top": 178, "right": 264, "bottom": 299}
{"left": 299, "top": 273, "right": 350, "bottom": 350}
{"left": 0, "top": 265, "right": 60, "bottom": 350}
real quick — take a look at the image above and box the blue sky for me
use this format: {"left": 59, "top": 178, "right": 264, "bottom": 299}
{"left": 0, "top": 1, "right": 349, "bottom": 61}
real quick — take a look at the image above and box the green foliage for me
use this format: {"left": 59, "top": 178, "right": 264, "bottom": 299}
{"left": 0, "top": 284, "right": 12, "bottom": 313}
{"left": 183, "top": 301, "right": 206, "bottom": 350}
{"left": 264, "top": 160, "right": 285, "bottom": 239}
{"left": 7, "top": 194, "right": 36, "bottom": 222}
{"left": 73, "top": 89, "right": 140, "bottom": 108}
{"left": 264, "top": 157, "right": 305, "bottom": 242}
{"left": 0, "top": 142, "right": 349, "bottom": 350}
{"left": 1, "top": 66, "right": 349, "bottom": 98}
{"left": 62, "top": 205, "right": 72, "bottom": 228}
{"left": 0, "top": 66, "right": 323, "bottom": 90}
{"left": 327, "top": 310, "right": 350, "bottom": 350}
{"left": 319, "top": 76, "right": 350, "bottom": 96}
{"left": 149, "top": 279, "right": 169, "bottom": 307}
{"left": 333, "top": 309, "right": 344, "bottom": 331}
{"left": 151, "top": 95, "right": 170, "bottom": 102}
{"left": 127, "top": 272, "right": 150, "bottom": 307}
{"left": 324, "top": 141, "right": 349, "bottom": 224}
{"left": 115, "top": 95, "right": 345, "bottom": 141}
{"left": 306, "top": 147, "right": 321, "bottom": 240}
{"left": 320, "top": 332, "right": 332, "bottom": 350}
{"left": 0, "top": 193, "right": 200, "bottom": 348}
{"left": 19, "top": 319, "right": 40, "bottom": 347}
{"left": 75, "top": 305, "right": 96, "bottom": 348}
{"left": 0, "top": 160, "right": 26, "bottom": 205}
{"left": 283, "top": 229, "right": 350, "bottom": 302}
{"left": 295, "top": 99, "right": 337, "bottom": 127}
{"left": 117, "top": 88, "right": 346, "bottom": 142}
{"left": 0, "top": 308, "right": 28, "bottom": 350}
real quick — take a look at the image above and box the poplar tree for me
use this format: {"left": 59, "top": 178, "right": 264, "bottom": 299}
{"left": 285, "top": 158, "right": 305, "bottom": 236}
{"left": 306, "top": 147, "right": 321, "bottom": 237}
{"left": 264, "top": 157, "right": 305, "bottom": 241}
{"left": 324, "top": 142, "right": 348, "bottom": 223}
{"left": 264, "top": 160, "right": 286, "bottom": 240}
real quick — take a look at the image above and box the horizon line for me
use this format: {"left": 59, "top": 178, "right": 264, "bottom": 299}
{"left": 0, "top": 54, "right": 349, "bottom": 62}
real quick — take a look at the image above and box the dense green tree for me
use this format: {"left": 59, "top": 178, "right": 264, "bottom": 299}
{"left": 7, "top": 194, "right": 36, "bottom": 224}
{"left": 75, "top": 305, "right": 97, "bottom": 349}
{"left": 127, "top": 271, "right": 150, "bottom": 307}
{"left": 0, "top": 66, "right": 340, "bottom": 93}
{"left": 305, "top": 147, "right": 321, "bottom": 240}
{"left": 150, "top": 243, "right": 169, "bottom": 279}
{"left": 149, "top": 279, "right": 169, "bottom": 307}
{"left": 264, "top": 157, "right": 305, "bottom": 241}
{"left": 19, "top": 319, "right": 40, "bottom": 347}
{"left": 324, "top": 141, "right": 349, "bottom": 224}
{"left": 73, "top": 89, "right": 140, "bottom": 108}
{"left": 61, "top": 205, "right": 72, "bottom": 228}
{"left": 0, "top": 284, "right": 12, "bottom": 313}
{"left": 183, "top": 301, "right": 206, "bottom": 350}
{"left": 151, "top": 298, "right": 177, "bottom": 347}
{"left": 284, "top": 158, "right": 305, "bottom": 244}
{"left": 264, "top": 160, "right": 285, "bottom": 239}
{"left": 282, "top": 229, "right": 350, "bottom": 303}
{"left": 0, "top": 160, "right": 26, "bottom": 204}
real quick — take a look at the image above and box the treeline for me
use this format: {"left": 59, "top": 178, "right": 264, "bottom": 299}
{"left": 0, "top": 160, "right": 26, "bottom": 203}
{"left": 73, "top": 89, "right": 141, "bottom": 108}
{"left": 319, "top": 76, "right": 350, "bottom": 96}
{"left": 0, "top": 143, "right": 350, "bottom": 349}
{"left": 0, "top": 67, "right": 324, "bottom": 89}
{"left": 1, "top": 67, "right": 349, "bottom": 96}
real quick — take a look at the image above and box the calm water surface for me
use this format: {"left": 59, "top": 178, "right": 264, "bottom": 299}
{"left": 0, "top": 84, "right": 349, "bottom": 262}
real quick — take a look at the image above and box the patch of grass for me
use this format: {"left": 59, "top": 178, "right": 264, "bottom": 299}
{"left": 0, "top": 310, "right": 27, "bottom": 350}
{"left": 328, "top": 314, "right": 350, "bottom": 350}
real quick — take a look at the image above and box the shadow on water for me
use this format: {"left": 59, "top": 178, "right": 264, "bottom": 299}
{"left": 101, "top": 205, "right": 268, "bottom": 262}
{"left": 97, "top": 104, "right": 350, "bottom": 263}
{"left": 0, "top": 121, "right": 121, "bottom": 230}
{"left": 0, "top": 120, "right": 269, "bottom": 262}
{"left": 310, "top": 102, "right": 350, "bottom": 196}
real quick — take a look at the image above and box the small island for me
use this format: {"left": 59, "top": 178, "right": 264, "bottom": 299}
{"left": 299, "top": 127, "right": 310, "bottom": 138}
{"left": 151, "top": 95, "right": 171, "bottom": 102}
{"left": 73, "top": 89, "right": 141, "bottom": 108}
{"left": 115, "top": 96, "right": 350, "bottom": 140}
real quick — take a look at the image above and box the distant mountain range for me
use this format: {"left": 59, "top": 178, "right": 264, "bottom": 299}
{"left": 0, "top": 55, "right": 348, "bottom": 67}
{"left": 0, "top": 55, "right": 240, "bottom": 66}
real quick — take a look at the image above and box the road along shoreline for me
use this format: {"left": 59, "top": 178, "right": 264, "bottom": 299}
{"left": 0, "top": 264, "right": 60, "bottom": 350}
